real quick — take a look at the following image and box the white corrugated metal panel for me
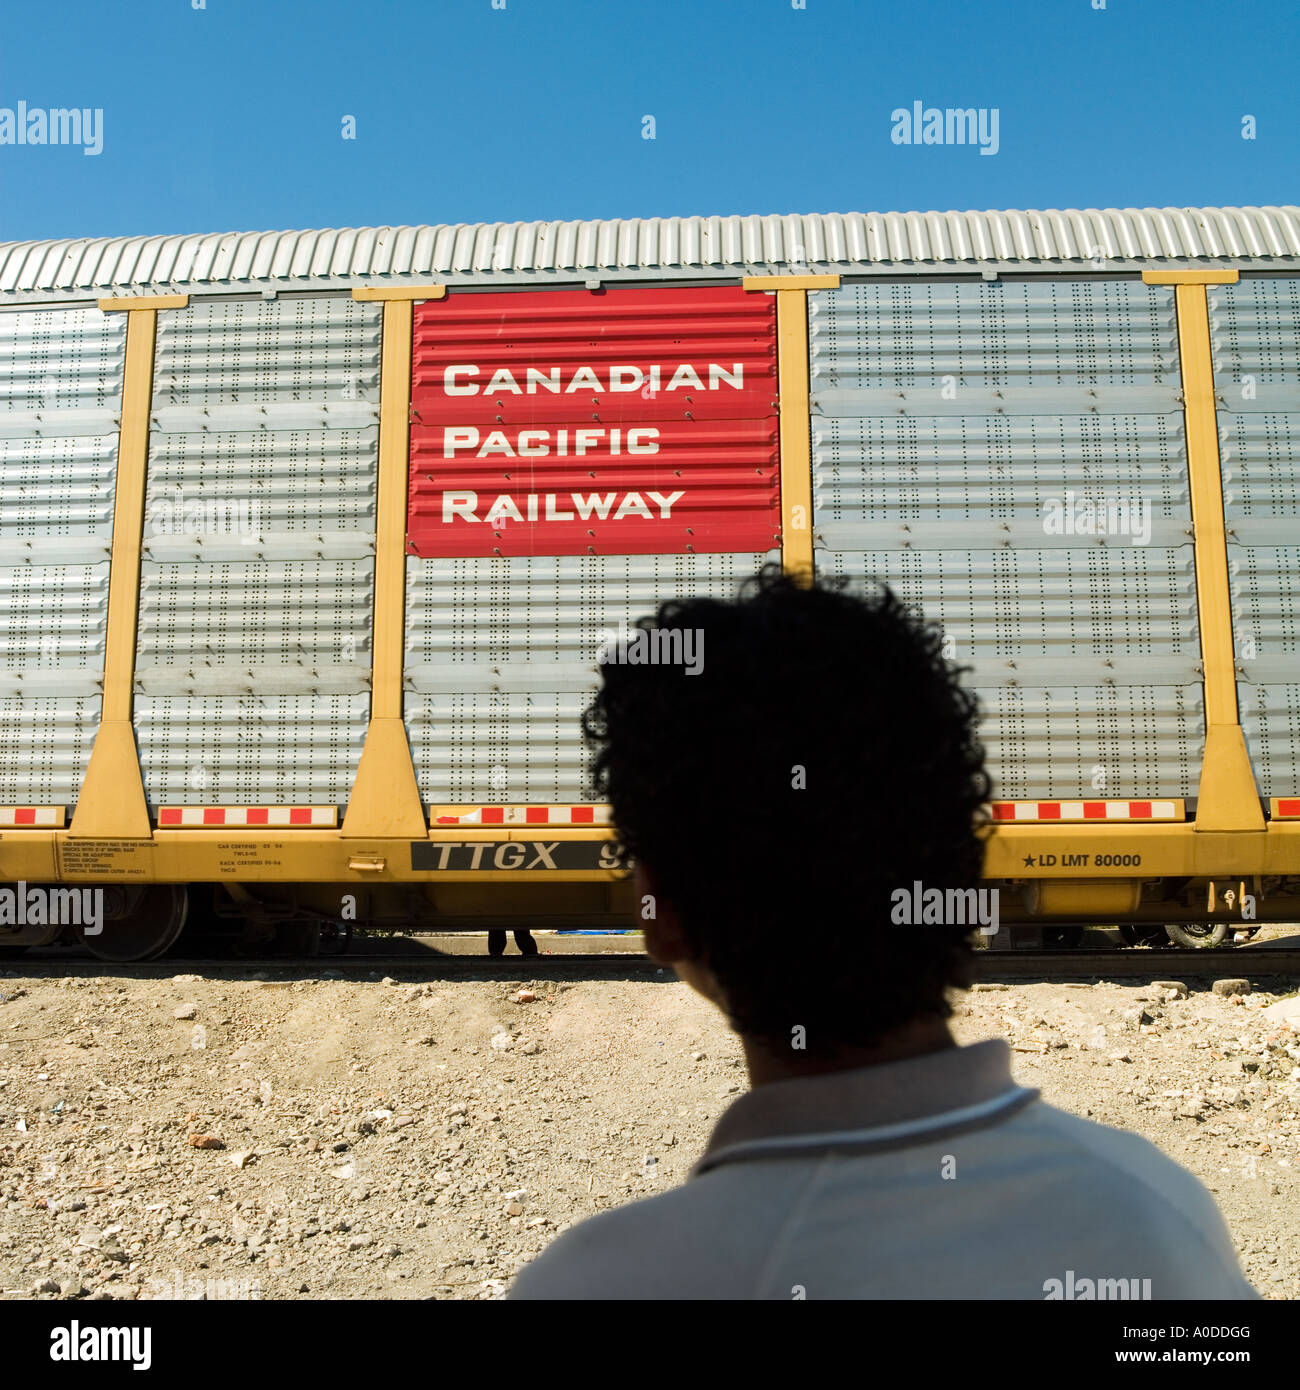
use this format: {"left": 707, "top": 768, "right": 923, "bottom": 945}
{"left": 0, "top": 307, "right": 126, "bottom": 406}
{"left": 153, "top": 298, "right": 381, "bottom": 405}
{"left": 405, "top": 553, "right": 774, "bottom": 803}
{"left": 0, "top": 564, "right": 108, "bottom": 680}
{"left": 0, "top": 698, "right": 101, "bottom": 803}
{"left": 136, "top": 561, "right": 373, "bottom": 685}
{"left": 812, "top": 279, "right": 1204, "bottom": 801}
{"left": 971, "top": 686, "right": 1203, "bottom": 802}
{"left": 0, "top": 306, "right": 123, "bottom": 803}
{"left": 2, "top": 207, "right": 1297, "bottom": 300}
{"left": 810, "top": 281, "right": 1179, "bottom": 388}
{"left": 135, "top": 695, "right": 370, "bottom": 805}
{"left": 135, "top": 297, "right": 379, "bottom": 805}
{"left": 1210, "top": 277, "right": 1300, "bottom": 796}
{"left": 1239, "top": 684, "right": 1300, "bottom": 799}
{"left": 0, "top": 434, "right": 118, "bottom": 539}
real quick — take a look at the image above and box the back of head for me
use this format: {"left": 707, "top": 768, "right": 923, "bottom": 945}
{"left": 583, "top": 565, "right": 991, "bottom": 1055}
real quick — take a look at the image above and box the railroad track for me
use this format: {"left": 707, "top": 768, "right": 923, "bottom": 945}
{"left": 974, "top": 946, "right": 1300, "bottom": 979}
{"left": 6, "top": 945, "right": 1300, "bottom": 980}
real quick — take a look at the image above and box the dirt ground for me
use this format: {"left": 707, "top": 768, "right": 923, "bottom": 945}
{"left": 0, "top": 942, "right": 1297, "bottom": 1301}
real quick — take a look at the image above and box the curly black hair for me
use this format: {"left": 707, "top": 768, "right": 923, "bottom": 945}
{"left": 582, "top": 564, "right": 992, "bottom": 1054}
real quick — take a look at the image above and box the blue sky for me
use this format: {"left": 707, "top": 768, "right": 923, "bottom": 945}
{"left": 0, "top": 0, "right": 1295, "bottom": 243}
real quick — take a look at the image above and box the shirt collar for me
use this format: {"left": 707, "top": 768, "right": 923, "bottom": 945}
{"left": 693, "top": 1038, "right": 1037, "bottom": 1175}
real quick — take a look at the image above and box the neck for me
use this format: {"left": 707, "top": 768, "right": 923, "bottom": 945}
{"left": 741, "top": 1015, "right": 957, "bottom": 1088}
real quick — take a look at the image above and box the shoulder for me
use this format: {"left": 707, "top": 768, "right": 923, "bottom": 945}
{"left": 508, "top": 1174, "right": 772, "bottom": 1300}
{"left": 1018, "top": 1101, "right": 1254, "bottom": 1290}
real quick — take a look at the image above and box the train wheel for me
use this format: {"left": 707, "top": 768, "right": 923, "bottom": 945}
{"left": 78, "top": 885, "right": 188, "bottom": 962}
{"left": 1164, "top": 921, "right": 1228, "bottom": 949}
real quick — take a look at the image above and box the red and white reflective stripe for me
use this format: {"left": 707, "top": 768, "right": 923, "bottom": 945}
{"left": 0, "top": 806, "right": 64, "bottom": 828}
{"left": 989, "top": 800, "right": 1183, "bottom": 823}
{"left": 1273, "top": 798, "right": 1300, "bottom": 820}
{"left": 156, "top": 807, "right": 337, "bottom": 828}
{"left": 431, "top": 806, "right": 612, "bottom": 826}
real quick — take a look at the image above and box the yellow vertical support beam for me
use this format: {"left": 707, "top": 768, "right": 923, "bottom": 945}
{"left": 342, "top": 289, "right": 444, "bottom": 838}
{"left": 1144, "top": 268, "right": 1263, "bottom": 833}
{"left": 70, "top": 297, "right": 186, "bottom": 837}
{"left": 744, "top": 275, "right": 839, "bottom": 586}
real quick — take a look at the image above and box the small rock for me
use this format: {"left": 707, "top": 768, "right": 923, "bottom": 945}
{"left": 970, "top": 983, "right": 1006, "bottom": 992}
{"left": 515, "top": 990, "right": 537, "bottom": 1004}
{"left": 172, "top": 1003, "right": 198, "bottom": 1020}
{"left": 187, "top": 1134, "right": 225, "bottom": 1150}
{"left": 1151, "top": 980, "right": 1189, "bottom": 999}
{"left": 490, "top": 1032, "right": 514, "bottom": 1052}
{"left": 33, "top": 1277, "right": 60, "bottom": 1294}
{"left": 1213, "top": 978, "right": 1252, "bottom": 997}
{"left": 505, "top": 1200, "right": 524, "bottom": 1217}
{"left": 520, "top": 1041, "right": 540, "bottom": 1055}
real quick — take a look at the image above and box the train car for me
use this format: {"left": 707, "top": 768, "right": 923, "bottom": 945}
{"left": 0, "top": 204, "right": 1297, "bottom": 960}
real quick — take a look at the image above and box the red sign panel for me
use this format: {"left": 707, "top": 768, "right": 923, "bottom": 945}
{"left": 408, "top": 286, "right": 779, "bottom": 558}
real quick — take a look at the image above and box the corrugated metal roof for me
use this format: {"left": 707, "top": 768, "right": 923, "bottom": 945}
{"left": 2, "top": 206, "right": 1298, "bottom": 302}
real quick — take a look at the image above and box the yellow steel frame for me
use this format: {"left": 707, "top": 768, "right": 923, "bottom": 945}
{"left": 70, "top": 298, "right": 187, "bottom": 838}
{"left": 2, "top": 273, "right": 1294, "bottom": 890}
{"left": 1140, "top": 269, "right": 1264, "bottom": 836}
{"left": 339, "top": 289, "right": 434, "bottom": 838}
{"left": 744, "top": 275, "right": 840, "bottom": 584}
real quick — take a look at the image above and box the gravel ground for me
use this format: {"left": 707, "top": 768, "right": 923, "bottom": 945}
{"left": 0, "top": 953, "right": 1297, "bottom": 1301}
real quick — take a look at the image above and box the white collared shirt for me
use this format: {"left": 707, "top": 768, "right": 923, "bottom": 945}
{"left": 509, "top": 1039, "right": 1256, "bottom": 1300}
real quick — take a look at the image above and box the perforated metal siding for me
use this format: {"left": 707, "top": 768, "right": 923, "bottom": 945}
{"left": 1210, "top": 277, "right": 1300, "bottom": 797}
{"left": 404, "top": 553, "right": 773, "bottom": 803}
{"left": 811, "top": 280, "right": 1203, "bottom": 801}
{"left": 0, "top": 307, "right": 123, "bottom": 803}
{"left": 134, "top": 298, "right": 379, "bottom": 806}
